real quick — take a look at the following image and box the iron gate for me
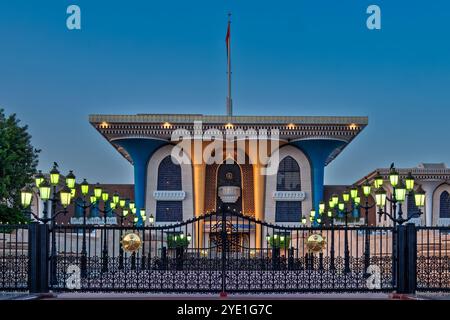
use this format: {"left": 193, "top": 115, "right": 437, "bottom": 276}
{"left": 2, "top": 210, "right": 450, "bottom": 294}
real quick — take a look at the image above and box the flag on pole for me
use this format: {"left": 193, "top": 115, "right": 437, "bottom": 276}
{"left": 225, "top": 22, "right": 231, "bottom": 56}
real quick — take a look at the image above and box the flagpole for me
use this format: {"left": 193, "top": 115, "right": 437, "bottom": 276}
{"left": 227, "top": 13, "right": 232, "bottom": 116}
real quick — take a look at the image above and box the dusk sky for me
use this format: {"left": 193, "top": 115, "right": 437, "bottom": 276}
{"left": 1, "top": 0, "right": 449, "bottom": 185}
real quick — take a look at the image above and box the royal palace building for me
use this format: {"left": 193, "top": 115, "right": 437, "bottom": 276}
{"left": 89, "top": 114, "right": 367, "bottom": 230}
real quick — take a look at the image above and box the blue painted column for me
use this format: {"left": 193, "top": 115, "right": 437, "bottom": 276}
{"left": 114, "top": 138, "right": 167, "bottom": 225}
{"left": 290, "top": 139, "right": 346, "bottom": 217}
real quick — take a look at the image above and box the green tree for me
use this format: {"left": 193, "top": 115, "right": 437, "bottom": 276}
{"left": 0, "top": 108, "right": 39, "bottom": 223}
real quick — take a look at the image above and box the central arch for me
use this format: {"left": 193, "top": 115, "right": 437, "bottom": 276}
{"left": 216, "top": 160, "right": 243, "bottom": 213}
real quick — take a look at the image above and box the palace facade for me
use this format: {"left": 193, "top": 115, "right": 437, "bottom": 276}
{"left": 89, "top": 114, "right": 367, "bottom": 228}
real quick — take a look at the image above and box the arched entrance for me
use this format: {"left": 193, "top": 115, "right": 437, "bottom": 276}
{"left": 216, "top": 160, "right": 242, "bottom": 213}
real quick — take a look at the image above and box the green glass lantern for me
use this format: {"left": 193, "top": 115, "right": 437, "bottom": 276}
{"left": 140, "top": 208, "right": 146, "bottom": 220}
{"left": 414, "top": 185, "right": 425, "bottom": 207}
{"left": 319, "top": 201, "right": 325, "bottom": 214}
{"left": 90, "top": 195, "right": 97, "bottom": 204}
{"left": 395, "top": 180, "right": 406, "bottom": 202}
{"left": 122, "top": 209, "right": 129, "bottom": 217}
{"left": 21, "top": 186, "right": 33, "bottom": 208}
{"left": 301, "top": 216, "right": 307, "bottom": 224}
{"left": 129, "top": 201, "right": 135, "bottom": 210}
{"left": 39, "top": 179, "right": 51, "bottom": 201}
{"left": 374, "top": 172, "right": 383, "bottom": 189}
{"left": 332, "top": 194, "right": 339, "bottom": 205}
{"left": 80, "top": 179, "right": 89, "bottom": 196}
{"left": 316, "top": 218, "right": 322, "bottom": 224}
{"left": 363, "top": 179, "right": 372, "bottom": 197}
{"left": 133, "top": 216, "right": 138, "bottom": 223}
{"left": 327, "top": 210, "right": 333, "bottom": 218}
{"left": 350, "top": 186, "right": 359, "bottom": 199}
{"left": 375, "top": 187, "right": 387, "bottom": 207}
{"left": 405, "top": 172, "right": 415, "bottom": 191}
{"left": 93, "top": 183, "right": 102, "bottom": 199}
{"left": 131, "top": 207, "right": 137, "bottom": 215}
{"left": 70, "top": 188, "right": 76, "bottom": 198}
{"left": 119, "top": 199, "right": 126, "bottom": 208}
{"left": 102, "top": 192, "right": 109, "bottom": 202}
{"left": 187, "top": 233, "right": 192, "bottom": 242}
{"left": 59, "top": 186, "right": 72, "bottom": 208}
{"left": 35, "top": 170, "right": 45, "bottom": 188}
{"left": 338, "top": 202, "right": 345, "bottom": 211}
{"left": 149, "top": 214, "right": 154, "bottom": 224}
{"left": 329, "top": 199, "right": 335, "bottom": 209}
{"left": 389, "top": 167, "right": 399, "bottom": 187}
{"left": 112, "top": 192, "right": 120, "bottom": 205}
{"left": 354, "top": 196, "right": 361, "bottom": 205}
{"left": 50, "top": 165, "right": 60, "bottom": 186}
{"left": 342, "top": 191, "right": 350, "bottom": 203}
{"left": 66, "top": 170, "right": 76, "bottom": 189}
{"left": 310, "top": 210, "right": 316, "bottom": 217}
{"left": 110, "top": 202, "right": 117, "bottom": 210}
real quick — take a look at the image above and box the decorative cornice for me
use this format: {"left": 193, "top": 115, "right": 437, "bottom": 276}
{"left": 153, "top": 190, "right": 186, "bottom": 201}
{"left": 273, "top": 191, "right": 306, "bottom": 201}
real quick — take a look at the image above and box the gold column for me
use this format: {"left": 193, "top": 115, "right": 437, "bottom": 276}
{"left": 193, "top": 162, "right": 206, "bottom": 248}
{"left": 253, "top": 163, "right": 265, "bottom": 249}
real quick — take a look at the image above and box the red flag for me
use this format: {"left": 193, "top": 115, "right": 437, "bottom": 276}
{"left": 225, "top": 22, "right": 230, "bottom": 55}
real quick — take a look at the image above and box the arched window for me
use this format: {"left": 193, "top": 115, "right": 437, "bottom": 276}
{"left": 157, "top": 156, "right": 182, "bottom": 190}
{"left": 276, "top": 156, "right": 301, "bottom": 191}
{"left": 156, "top": 155, "right": 183, "bottom": 222}
{"left": 407, "top": 192, "right": 420, "bottom": 218}
{"left": 275, "top": 156, "right": 301, "bottom": 222}
{"left": 440, "top": 191, "right": 450, "bottom": 218}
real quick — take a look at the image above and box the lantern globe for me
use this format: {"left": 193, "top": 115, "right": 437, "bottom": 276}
{"left": 327, "top": 211, "right": 333, "bottom": 218}
{"left": 338, "top": 202, "right": 345, "bottom": 211}
{"left": 110, "top": 202, "right": 117, "bottom": 210}
{"left": 266, "top": 233, "right": 271, "bottom": 242}
{"left": 149, "top": 214, "right": 154, "bottom": 224}
{"left": 35, "top": 170, "right": 45, "bottom": 188}
{"left": 317, "top": 218, "right": 322, "bottom": 224}
{"left": 319, "top": 201, "right": 325, "bottom": 214}
{"left": 50, "top": 165, "right": 60, "bottom": 186}
{"left": 310, "top": 210, "right": 316, "bottom": 217}
{"left": 187, "top": 233, "right": 192, "bottom": 242}
{"left": 332, "top": 194, "right": 339, "bottom": 205}
{"left": 80, "top": 179, "right": 89, "bottom": 196}
{"left": 375, "top": 187, "right": 387, "bottom": 207}
{"left": 389, "top": 167, "right": 399, "bottom": 187}
{"left": 21, "top": 186, "right": 33, "bottom": 208}
{"left": 59, "top": 186, "right": 72, "bottom": 208}
{"left": 93, "top": 183, "right": 102, "bottom": 199}
{"left": 342, "top": 191, "right": 350, "bottom": 203}
{"left": 363, "top": 180, "right": 371, "bottom": 197}
{"left": 90, "top": 195, "right": 97, "bottom": 204}
{"left": 119, "top": 199, "right": 126, "bottom": 208}
{"left": 39, "top": 179, "right": 51, "bottom": 201}
{"left": 350, "top": 186, "right": 358, "bottom": 199}
{"left": 102, "top": 192, "right": 109, "bottom": 202}
{"left": 301, "top": 216, "right": 307, "bottom": 224}
{"left": 354, "top": 196, "right": 361, "bottom": 205}
{"left": 123, "top": 209, "right": 129, "bottom": 217}
{"left": 129, "top": 202, "right": 135, "bottom": 210}
{"left": 329, "top": 199, "right": 335, "bottom": 209}
{"left": 405, "top": 172, "right": 415, "bottom": 191}
{"left": 66, "top": 170, "right": 76, "bottom": 189}
{"left": 395, "top": 181, "right": 407, "bottom": 202}
{"left": 414, "top": 185, "right": 426, "bottom": 207}
{"left": 112, "top": 192, "right": 120, "bottom": 204}
{"left": 374, "top": 172, "right": 383, "bottom": 189}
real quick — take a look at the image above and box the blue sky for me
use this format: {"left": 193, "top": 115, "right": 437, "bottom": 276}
{"left": 0, "top": 0, "right": 449, "bottom": 185}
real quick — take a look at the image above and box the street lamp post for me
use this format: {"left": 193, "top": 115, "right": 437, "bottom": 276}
{"left": 21, "top": 172, "right": 73, "bottom": 287}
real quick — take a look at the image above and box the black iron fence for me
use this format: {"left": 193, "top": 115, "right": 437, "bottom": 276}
{"left": 0, "top": 210, "right": 449, "bottom": 294}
